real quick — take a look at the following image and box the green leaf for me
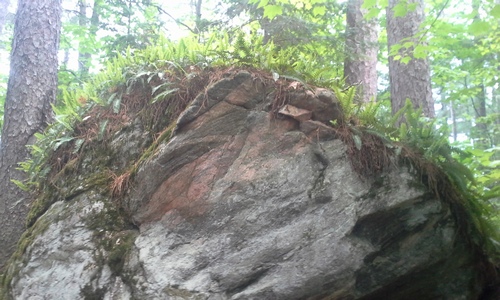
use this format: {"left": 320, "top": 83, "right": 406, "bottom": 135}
{"left": 53, "top": 136, "right": 75, "bottom": 151}
{"left": 256, "top": 0, "right": 269, "bottom": 8}
{"left": 401, "top": 56, "right": 411, "bottom": 64}
{"left": 54, "top": 115, "right": 73, "bottom": 131}
{"left": 152, "top": 83, "right": 170, "bottom": 95}
{"left": 407, "top": 2, "right": 417, "bottom": 12}
{"left": 263, "top": 5, "right": 283, "bottom": 20}
{"left": 468, "top": 21, "right": 490, "bottom": 36}
{"left": 11, "top": 179, "right": 30, "bottom": 192}
{"left": 399, "top": 122, "right": 408, "bottom": 140}
{"left": 403, "top": 41, "right": 414, "bottom": 49}
{"left": 413, "top": 44, "right": 426, "bottom": 59}
{"left": 312, "top": 6, "right": 326, "bottom": 17}
{"left": 151, "top": 88, "right": 179, "bottom": 104}
{"left": 393, "top": 3, "right": 407, "bottom": 17}
{"left": 390, "top": 43, "right": 403, "bottom": 55}
{"left": 73, "top": 139, "right": 85, "bottom": 154}
{"left": 112, "top": 95, "right": 122, "bottom": 114}
{"left": 491, "top": 5, "right": 500, "bottom": 18}
{"left": 353, "top": 134, "right": 363, "bottom": 150}
{"left": 98, "top": 120, "right": 109, "bottom": 141}
{"left": 364, "top": 7, "right": 381, "bottom": 19}
{"left": 362, "top": 0, "right": 377, "bottom": 9}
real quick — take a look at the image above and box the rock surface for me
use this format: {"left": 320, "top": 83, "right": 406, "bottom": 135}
{"left": 2, "top": 70, "right": 492, "bottom": 299}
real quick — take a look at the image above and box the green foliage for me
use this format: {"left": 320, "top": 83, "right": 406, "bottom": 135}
{"left": 58, "top": 0, "right": 165, "bottom": 89}
{"left": 333, "top": 88, "right": 500, "bottom": 261}
{"left": 429, "top": 0, "right": 499, "bottom": 150}
{"left": 222, "top": 0, "right": 345, "bottom": 69}
{"left": 18, "top": 30, "right": 342, "bottom": 193}
{"left": 457, "top": 145, "right": 500, "bottom": 200}
{"left": 332, "top": 85, "right": 383, "bottom": 127}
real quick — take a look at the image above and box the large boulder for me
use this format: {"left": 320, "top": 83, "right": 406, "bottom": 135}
{"left": 1, "top": 70, "right": 494, "bottom": 299}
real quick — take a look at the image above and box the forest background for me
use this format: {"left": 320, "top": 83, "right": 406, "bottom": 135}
{"left": 0, "top": 0, "right": 499, "bottom": 266}
{"left": 1, "top": 0, "right": 499, "bottom": 180}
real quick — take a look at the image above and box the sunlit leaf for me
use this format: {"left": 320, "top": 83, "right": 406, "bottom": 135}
{"left": 491, "top": 5, "right": 500, "bottom": 18}
{"left": 353, "top": 135, "right": 362, "bottom": 150}
{"left": 312, "top": 6, "right": 326, "bottom": 17}
{"left": 407, "top": 2, "right": 417, "bottom": 12}
{"left": 263, "top": 5, "right": 283, "bottom": 20}
{"left": 362, "top": 0, "right": 377, "bottom": 9}
{"left": 401, "top": 56, "right": 411, "bottom": 64}
{"left": 468, "top": 21, "right": 490, "bottom": 36}
{"left": 393, "top": 3, "right": 407, "bottom": 17}
{"left": 256, "top": 0, "right": 269, "bottom": 8}
{"left": 413, "top": 44, "right": 427, "bottom": 59}
{"left": 364, "top": 7, "right": 381, "bottom": 19}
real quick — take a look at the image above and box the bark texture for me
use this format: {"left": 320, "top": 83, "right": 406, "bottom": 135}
{"left": 0, "top": 0, "right": 61, "bottom": 270}
{"left": 387, "top": 0, "right": 434, "bottom": 120}
{"left": 344, "top": 0, "right": 378, "bottom": 103}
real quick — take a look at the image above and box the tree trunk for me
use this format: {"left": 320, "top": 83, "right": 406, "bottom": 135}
{"left": 0, "top": 0, "right": 61, "bottom": 270}
{"left": 387, "top": 0, "right": 434, "bottom": 122}
{"left": 344, "top": 0, "right": 378, "bottom": 103}
{"left": 470, "top": 0, "right": 491, "bottom": 148}
{"left": 78, "top": 0, "right": 90, "bottom": 75}
{"left": 473, "top": 83, "right": 489, "bottom": 148}
{"left": 496, "top": 0, "right": 500, "bottom": 144}
{"left": 77, "top": 0, "right": 100, "bottom": 79}
{"left": 450, "top": 100, "right": 457, "bottom": 142}
{"left": 494, "top": 81, "right": 500, "bottom": 144}
{"left": 193, "top": 0, "right": 203, "bottom": 34}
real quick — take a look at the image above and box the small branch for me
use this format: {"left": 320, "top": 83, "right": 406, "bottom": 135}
{"left": 415, "top": 0, "right": 451, "bottom": 47}
{"left": 152, "top": 4, "right": 196, "bottom": 34}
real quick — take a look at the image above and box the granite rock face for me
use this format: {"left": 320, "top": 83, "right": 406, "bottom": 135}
{"left": 2, "top": 71, "right": 490, "bottom": 299}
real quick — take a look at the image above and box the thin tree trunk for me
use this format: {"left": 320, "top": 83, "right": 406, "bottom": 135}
{"left": 475, "top": 83, "right": 489, "bottom": 147}
{"left": 496, "top": 0, "right": 500, "bottom": 143}
{"left": 344, "top": 0, "right": 378, "bottom": 103}
{"left": 77, "top": 0, "right": 101, "bottom": 78}
{"left": 440, "top": 87, "right": 457, "bottom": 142}
{"left": 78, "top": 0, "right": 89, "bottom": 75}
{"left": 387, "top": 0, "right": 434, "bottom": 122}
{"left": 0, "top": 0, "right": 61, "bottom": 270}
{"left": 494, "top": 80, "right": 500, "bottom": 134}
{"left": 62, "top": 49, "right": 70, "bottom": 69}
{"left": 470, "top": 0, "right": 491, "bottom": 148}
{"left": 193, "top": 0, "right": 203, "bottom": 34}
{"left": 0, "top": 0, "right": 10, "bottom": 35}
{"left": 450, "top": 101, "right": 457, "bottom": 142}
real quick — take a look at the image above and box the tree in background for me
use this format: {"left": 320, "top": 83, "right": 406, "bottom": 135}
{"left": 77, "top": 0, "right": 102, "bottom": 77}
{"left": 220, "top": 0, "right": 346, "bottom": 81}
{"left": 58, "top": 0, "right": 164, "bottom": 88}
{"left": 0, "top": 0, "right": 61, "bottom": 270}
{"left": 428, "top": 0, "right": 499, "bottom": 149}
{"left": 99, "top": 0, "right": 163, "bottom": 57}
{"left": 344, "top": 0, "right": 378, "bottom": 103}
{"left": 387, "top": 0, "right": 434, "bottom": 120}
{"left": 0, "top": 0, "right": 10, "bottom": 35}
